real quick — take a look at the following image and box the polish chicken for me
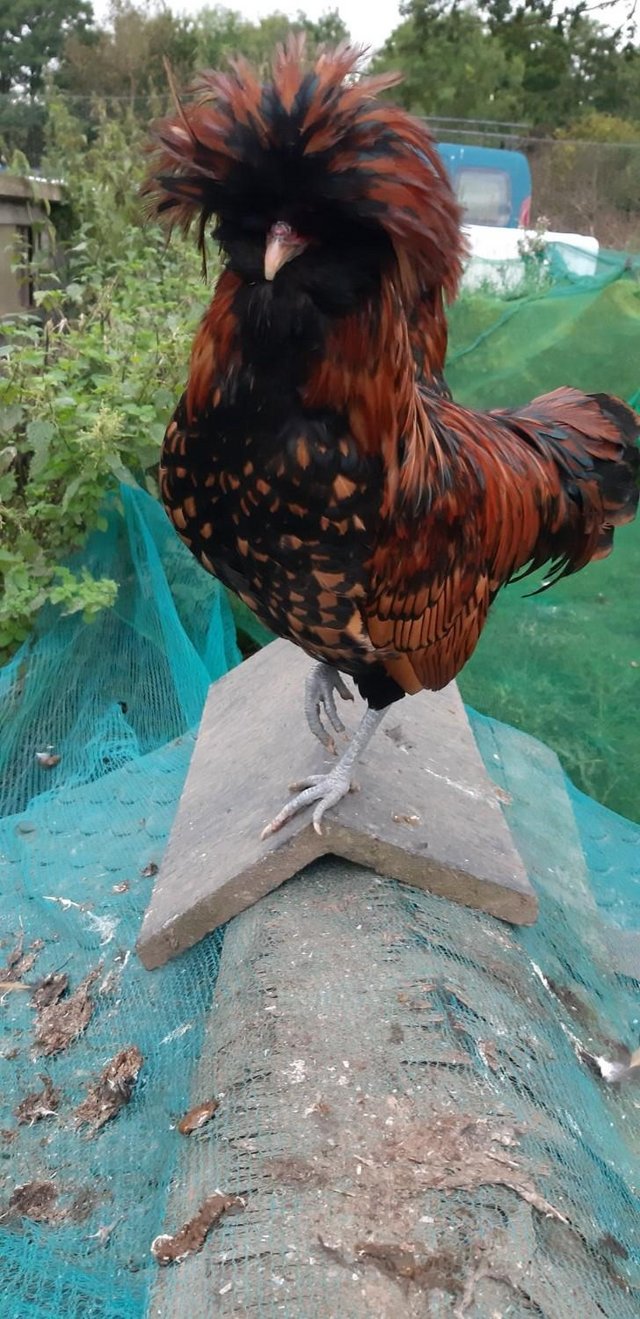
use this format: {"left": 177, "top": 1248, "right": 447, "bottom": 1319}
{"left": 145, "top": 41, "right": 639, "bottom": 834}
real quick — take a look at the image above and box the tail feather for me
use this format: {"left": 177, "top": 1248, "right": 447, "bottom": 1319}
{"left": 497, "top": 387, "right": 639, "bottom": 579}
{"left": 588, "top": 393, "right": 640, "bottom": 535}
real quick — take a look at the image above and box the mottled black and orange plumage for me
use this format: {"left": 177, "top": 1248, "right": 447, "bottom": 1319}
{"left": 145, "top": 41, "right": 639, "bottom": 724}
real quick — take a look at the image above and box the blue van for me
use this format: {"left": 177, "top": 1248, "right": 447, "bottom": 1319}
{"left": 436, "top": 144, "right": 532, "bottom": 228}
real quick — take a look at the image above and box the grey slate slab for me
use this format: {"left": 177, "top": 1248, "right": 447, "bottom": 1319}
{"left": 137, "top": 640, "right": 536, "bottom": 969}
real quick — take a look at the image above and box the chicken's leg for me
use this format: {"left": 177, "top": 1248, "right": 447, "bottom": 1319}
{"left": 262, "top": 705, "right": 388, "bottom": 838}
{"left": 304, "top": 662, "right": 354, "bottom": 751}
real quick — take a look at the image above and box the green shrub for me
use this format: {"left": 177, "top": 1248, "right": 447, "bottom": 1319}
{"left": 0, "top": 96, "right": 210, "bottom": 661}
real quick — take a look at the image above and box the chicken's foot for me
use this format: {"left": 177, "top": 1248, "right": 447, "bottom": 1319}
{"left": 262, "top": 705, "right": 388, "bottom": 837}
{"left": 304, "top": 663, "right": 354, "bottom": 752}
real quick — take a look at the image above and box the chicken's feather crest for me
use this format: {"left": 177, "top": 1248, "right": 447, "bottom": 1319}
{"left": 144, "top": 39, "right": 463, "bottom": 301}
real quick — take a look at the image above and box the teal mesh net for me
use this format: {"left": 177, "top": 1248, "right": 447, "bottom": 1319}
{"left": 0, "top": 267, "right": 639, "bottom": 1316}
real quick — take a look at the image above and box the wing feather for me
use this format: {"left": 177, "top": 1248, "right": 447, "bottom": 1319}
{"left": 364, "top": 388, "right": 638, "bottom": 694}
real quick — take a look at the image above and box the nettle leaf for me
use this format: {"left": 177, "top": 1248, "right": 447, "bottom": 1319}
{"left": 26, "top": 419, "right": 55, "bottom": 478}
{"left": 153, "top": 387, "right": 174, "bottom": 412}
{"left": 61, "top": 475, "right": 83, "bottom": 512}
{"left": 0, "top": 404, "right": 23, "bottom": 435}
{"left": 0, "top": 548, "right": 21, "bottom": 571}
{"left": 0, "top": 444, "right": 17, "bottom": 475}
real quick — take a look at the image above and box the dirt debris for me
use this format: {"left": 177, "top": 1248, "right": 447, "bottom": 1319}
{"left": 31, "top": 972, "right": 69, "bottom": 1011}
{"left": 7, "top": 1181, "right": 59, "bottom": 1223}
{"left": 15, "top": 1074, "right": 60, "bottom": 1125}
{"left": 151, "top": 1192, "right": 244, "bottom": 1265}
{"left": 493, "top": 784, "right": 513, "bottom": 805}
{"left": 383, "top": 1111, "right": 569, "bottom": 1224}
{"left": 385, "top": 723, "right": 415, "bottom": 752}
{"left": 355, "top": 1242, "right": 464, "bottom": 1296}
{"left": 3, "top": 1180, "right": 105, "bottom": 1227}
{"left": 177, "top": 1098, "right": 219, "bottom": 1135}
{"left": 141, "top": 862, "right": 158, "bottom": 878}
{"left": 453, "top": 1254, "right": 522, "bottom": 1319}
{"left": 477, "top": 1039, "right": 499, "bottom": 1071}
{"left": 600, "top": 1232, "right": 628, "bottom": 1260}
{"left": 579, "top": 1043, "right": 640, "bottom": 1085}
{"left": 1, "top": 934, "right": 44, "bottom": 984}
{"left": 67, "top": 1185, "right": 105, "bottom": 1223}
{"left": 34, "top": 967, "right": 101, "bottom": 1056}
{"left": 266, "top": 1155, "right": 327, "bottom": 1187}
{"left": 75, "top": 1046, "right": 143, "bottom": 1132}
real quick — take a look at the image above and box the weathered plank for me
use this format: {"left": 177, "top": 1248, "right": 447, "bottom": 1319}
{"left": 137, "top": 641, "right": 536, "bottom": 969}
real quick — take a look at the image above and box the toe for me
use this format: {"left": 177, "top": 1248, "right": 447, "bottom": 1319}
{"left": 334, "top": 673, "right": 354, "bottom": 703}
{"left": 262, "top": 780, "right": 326, "bottom": 837}
{"left": 322, "top": 689, "right": 346, "bottom": 736}
{"left": 307, "top": 702, "right": 335, "bottom": 751}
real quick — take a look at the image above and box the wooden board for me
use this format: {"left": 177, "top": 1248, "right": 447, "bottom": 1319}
{"left": 137, "top": 640, "right": 536, "bottom": 969}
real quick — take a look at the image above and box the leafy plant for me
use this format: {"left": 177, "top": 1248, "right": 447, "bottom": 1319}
{"left": 0, "top": 96, "right": 210, "bottom": 661}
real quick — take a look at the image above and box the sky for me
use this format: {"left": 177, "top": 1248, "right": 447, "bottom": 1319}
{"left": 200, "top": 0, "right": 404, "bottom": 50}
{"left": 89, "top": 0, "right": 403, "bottom": 51}
{"left": 92, "top": 0, "right": 635, "bottom": 55}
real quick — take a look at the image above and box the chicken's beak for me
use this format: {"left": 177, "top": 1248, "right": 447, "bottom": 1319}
{"left": 264, "top": 223, "right": 307, "bottom": 282}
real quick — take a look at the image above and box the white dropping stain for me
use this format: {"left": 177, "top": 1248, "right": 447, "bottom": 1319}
{"left": 421, "top": 765, "right": 498, "bottom": 805}
{"left": 84, "top": 911, "right": 118, "bottom": 946}
{"left": 284, "top": 1059, "right": 307, "bottom": 1085}
{"left": 530, "top": 961, "right": 552, "bottom": 992}
{"left": 160, "top": 1023, "right": 193, "bottom": 1045}
{"left": 44, "top": 895, "right": 82, "bottom": 910}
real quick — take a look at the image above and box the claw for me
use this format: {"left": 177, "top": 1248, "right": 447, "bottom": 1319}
{"left": 261, "top": 764, "right": 353, "bottom": 838}
{"left": 288, "top": 775, "right": 324, "bottom": 792}
{"left": 304, "top": 664, "right": 354, "bottom": 751}
{"left": 261, "top": 705, "right": 387, "bottom": 841}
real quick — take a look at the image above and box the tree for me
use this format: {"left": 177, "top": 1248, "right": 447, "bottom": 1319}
{"left": 480, "top": 0, "right": 640, "bottom": 126}
{"left": 375, "top": 0, "right": 640, "bottom": 132}
{"left": 373, "top": 1, "right": 525, "bottom": 122}
{"left": 193, "top": 6, "right": 349, "bottom": 74}
{"left": 0, "top": 0, "right": 93, "bottom": 96}
{"left": 58, "top": 6, "right": 351, "bottom": 110}
{"left": 59, "top": 2, "right": 198, "bottom": 107}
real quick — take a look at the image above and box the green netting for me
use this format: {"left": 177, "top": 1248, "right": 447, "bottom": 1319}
{"left": 448, "top": 260, "right": 640, "bottom": 822}
{"left": 0, "top": 260, "right": 639, "bottom": 1316}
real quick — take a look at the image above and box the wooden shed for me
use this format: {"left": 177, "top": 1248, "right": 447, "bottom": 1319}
{"left": 0, "top": 172, "right": 63, "bottom": 316}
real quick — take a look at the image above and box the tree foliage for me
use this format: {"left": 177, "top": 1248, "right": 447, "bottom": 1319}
{"left": 0, "top": 0, "right": 93, "bottom": 95}
{"left": 376, "top": 2, "right": 525, "bottom": 121}
{"left": 58, "top": 2, "right": 198, "bottom": 105}
{"left": 374, "top": 0, "right": 640, "bottom": 131}
{"left": 57, "top": 3, "right": 349, "bottom": 105}
{"left": 1, "top": 0, "right": 639, "bottom": 163}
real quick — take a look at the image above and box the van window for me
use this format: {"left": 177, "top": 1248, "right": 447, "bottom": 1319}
{"left": 456, "top": 168, "right": 511, "bottom": 226}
